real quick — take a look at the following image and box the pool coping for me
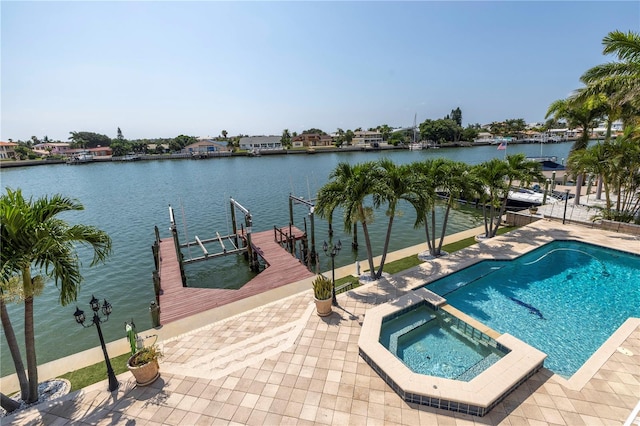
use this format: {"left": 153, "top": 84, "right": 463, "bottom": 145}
{"left": 359, "top": 221, "right": 639, "bottom": 415}
{"left": 410, "top": 222, "right": 640, "bottom": 389}
{"left": 358, "top": 288, "right": 547, "bottom": 417}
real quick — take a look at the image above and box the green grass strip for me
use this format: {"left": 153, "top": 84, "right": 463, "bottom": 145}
{"left": 59, "top": 352, "right": 131, "bottom": 392}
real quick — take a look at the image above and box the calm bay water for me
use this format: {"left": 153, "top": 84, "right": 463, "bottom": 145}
{"left": 0, "top": 142, "right": 573, "bottom": 376}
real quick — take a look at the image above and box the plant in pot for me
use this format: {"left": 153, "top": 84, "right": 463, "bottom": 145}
{"left": 313, "top": 274, "right": 333, "bottom": 317}
{"left": 127, "top": 344, "right": 163, "bottom": 386}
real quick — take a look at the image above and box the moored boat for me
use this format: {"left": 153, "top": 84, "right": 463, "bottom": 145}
{"left": 66, "top": 151, "right": 94, "bottom": 164}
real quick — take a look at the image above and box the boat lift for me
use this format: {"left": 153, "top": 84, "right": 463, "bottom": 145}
{"left": 289, "top": 194, "right": 317, "bottom": 267}
{"left": 167, "top": 198, "right": 261, "bottom": 284}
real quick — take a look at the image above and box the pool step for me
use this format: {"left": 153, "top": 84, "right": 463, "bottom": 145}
{"left": 456, "top": 352, "right": 502, "bottom": 381}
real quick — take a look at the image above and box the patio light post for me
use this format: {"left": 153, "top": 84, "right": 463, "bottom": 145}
{"left": 323, "top": 239, "right": 342, "bottom": 306}
{"left": 73, "top": 295, "right": 119, "bottom": 392}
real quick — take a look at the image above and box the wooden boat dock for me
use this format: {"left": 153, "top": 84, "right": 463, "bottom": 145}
{"left": 157, "top": 226, "right": 314, "bottom": 324}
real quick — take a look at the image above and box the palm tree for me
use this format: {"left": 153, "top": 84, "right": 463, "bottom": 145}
{"left": 545, "top": 97, "right": 606, "bottom": 152}
{"left": 0, "top": 277, "right": 29, "bottom": 412}
{"left": 545, "top": 97, "right": 607, "bottom": 202}
{"left": 281, "top": 129, "right": 292, "bottom": 149}
{"left": 0, "top": 189, "right": 112, "bottom": 403}
{"left": 378, "top": 124, "right": 392, "bottom": 141}
{"left": 567, "top": 145, "right": 612, "bottom": 210}
{"left": 472, "top": 155, "right": 543, "bottom": 238}
{"left": 579, "top": 30, "right": 640, "bottom": 115}
{"left": 605, "top": 126, "right": 640, "bottom": 218}
{"left": 315, "top": 162, "right": 381, "bottom": 280}
{"left": 472, "top": 158, "right": 510, "bottom": 238}
{"left": 375, "top": 159, "right": 414, "bottom": 278}
{"left": 412, "top": 159, "right": 474, "bottom": 257}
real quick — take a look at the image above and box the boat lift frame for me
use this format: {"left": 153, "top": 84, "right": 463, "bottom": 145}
{"left": 289, "top": 194, "right": 317, "bottom": 268}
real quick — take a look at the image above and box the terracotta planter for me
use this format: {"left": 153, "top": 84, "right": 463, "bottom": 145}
{"left": 127, "top": 357, "right": 160, "bottom": 386}
{"left": 314, "top": 297, "right": 332, "bottom": 317}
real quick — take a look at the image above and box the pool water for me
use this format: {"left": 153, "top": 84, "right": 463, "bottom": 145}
{"left": 425, "top": 240, "right": 640, "bottom": 377}
{"left": 379, "top": 305, "right": 505, "bottom": 381}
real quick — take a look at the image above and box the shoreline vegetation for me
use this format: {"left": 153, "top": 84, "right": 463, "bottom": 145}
{"left": 0, "top": 138, "right": 578, "bottom": 169}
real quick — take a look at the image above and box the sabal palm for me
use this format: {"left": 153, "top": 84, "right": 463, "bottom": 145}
{"left": 0, "top": 188, "right": 112, "bottom": 403}
{"left": 315, "top": 162, "right": 380, "bottom": 279}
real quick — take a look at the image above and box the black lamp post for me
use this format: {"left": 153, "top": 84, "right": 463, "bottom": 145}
{"left": 562, "top": 189, "right": 570, "bottom": 224}
{"left": 323, "top": 239, "right": 342, "bottom": 306}
{"left": 73, "top": 295, "right": 119, "bottom": 392}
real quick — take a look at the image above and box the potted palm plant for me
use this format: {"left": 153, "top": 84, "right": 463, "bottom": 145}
{"left": 127, "top": 344, "right": 163, "bottom": 386}
{"left": 313, "top": 274, "right": 333, "bottom": 317}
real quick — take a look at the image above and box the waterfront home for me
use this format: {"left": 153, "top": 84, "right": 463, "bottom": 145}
{"left": 352, "top": 130, "right": 383, "bottom": 147}
{"left": 33, "top": 142, "right": 72, "bottom": 156}
{"left": 473, "top": 132, "right": 496, "bottom": 144}
{"left": 0, "top": 141, "right": 18, "bottom": 159}
{"left": 238, "top": 135, "right": 283, "bottom": 151}
{"left": 291, "top": 132, "right": 333, "bottom": 148}
{"left": 183, "top": 139, "right": 231, "bottom": 155}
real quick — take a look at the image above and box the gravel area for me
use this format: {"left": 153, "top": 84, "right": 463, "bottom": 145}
{"left": 0, "top": 379, "right": 71, "bottom": 417}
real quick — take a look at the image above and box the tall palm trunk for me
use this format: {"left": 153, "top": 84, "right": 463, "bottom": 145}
{"left": 357, "top": 206, "right": 376, "bottom": 279}
{"left": 0, "top": 296, "right": 29, "bottom": 401}
{"left": 437, "top": 200, "right": 453, "bottom": 254}
{"left": 574, "top": 174, "right": 584, "bottom": 205}
{"left": 376, "top": 201, "right": 397, "bottom": 278}
{"left": 424, "top": 217, "right": 433, "bottom": 255}
{"left": 430, "top": 208, "right": 437, "bottom": 254}
{"left": 1, "top": 393, "right": 21, "bottom": 413}
{"left": 22, "top": 268, "right": 38, "bottom": 404}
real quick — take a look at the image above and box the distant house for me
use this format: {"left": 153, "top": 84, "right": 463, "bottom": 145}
{"left": 33, "top": 142, "right": 72, "bottom": 156}
{"left": 0, "top": 141, "right": 18, "bottom": 159}
{"left": 238, "top": 136, "right": 282, "bottom": 151}
{"left": 352, "top": 131, "right": 382, "bottom": 147}
{"left": 89, "top": 147, "right": 112, "bottom": 157}
{"left": 148, "top": 143, "right": 170, "bottom": 153}
{"left": 183, "top": 139, "right": 231, "bottom": 155}
{"left": 291, "top": 133, "right": 333, "bottom": 148}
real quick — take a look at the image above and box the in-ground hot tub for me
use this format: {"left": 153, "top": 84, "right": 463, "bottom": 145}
{"left": 359, "top": 288, "right": 546, "bottom": 417}
{"left": 380, "top": 303, "right": 507, "bottom": 381}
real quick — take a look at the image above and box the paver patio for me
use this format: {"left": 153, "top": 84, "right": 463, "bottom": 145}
{"left": 4, "top": 220, "right": 639, "bottom": 425}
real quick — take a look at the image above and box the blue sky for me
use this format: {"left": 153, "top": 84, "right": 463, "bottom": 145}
{"left": 2, "top": 1, "right": 639, "bottom": 141}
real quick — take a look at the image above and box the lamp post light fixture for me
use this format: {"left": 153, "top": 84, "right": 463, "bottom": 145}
{"left": 73, "top": 295, "right": 119, "bottom": 392}
{"left": 563, "top": 189, "right": 570, "bottom": 225}
{"left": 323, "top": 239, "right": 342, "bottom": 306}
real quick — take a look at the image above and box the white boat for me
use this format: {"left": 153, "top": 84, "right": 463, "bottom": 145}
{"left": 508, "top": 188, "right": 560, "bottom": 207}
{"left": 122, "top": 153, "right": 141, "bottom": 161}
{"left": 408, "top": 113, "right": 422, "bottom": 151}
{"left": 66, "top": 151, "right": 94, "bottom": 164}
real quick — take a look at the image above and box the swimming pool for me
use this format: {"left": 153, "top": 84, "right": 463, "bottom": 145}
{"left": 379, "top": 304, "right": 506, "bottom": 381}
{"left": 424, "top": 240, "right": 640, "bottom": 377}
